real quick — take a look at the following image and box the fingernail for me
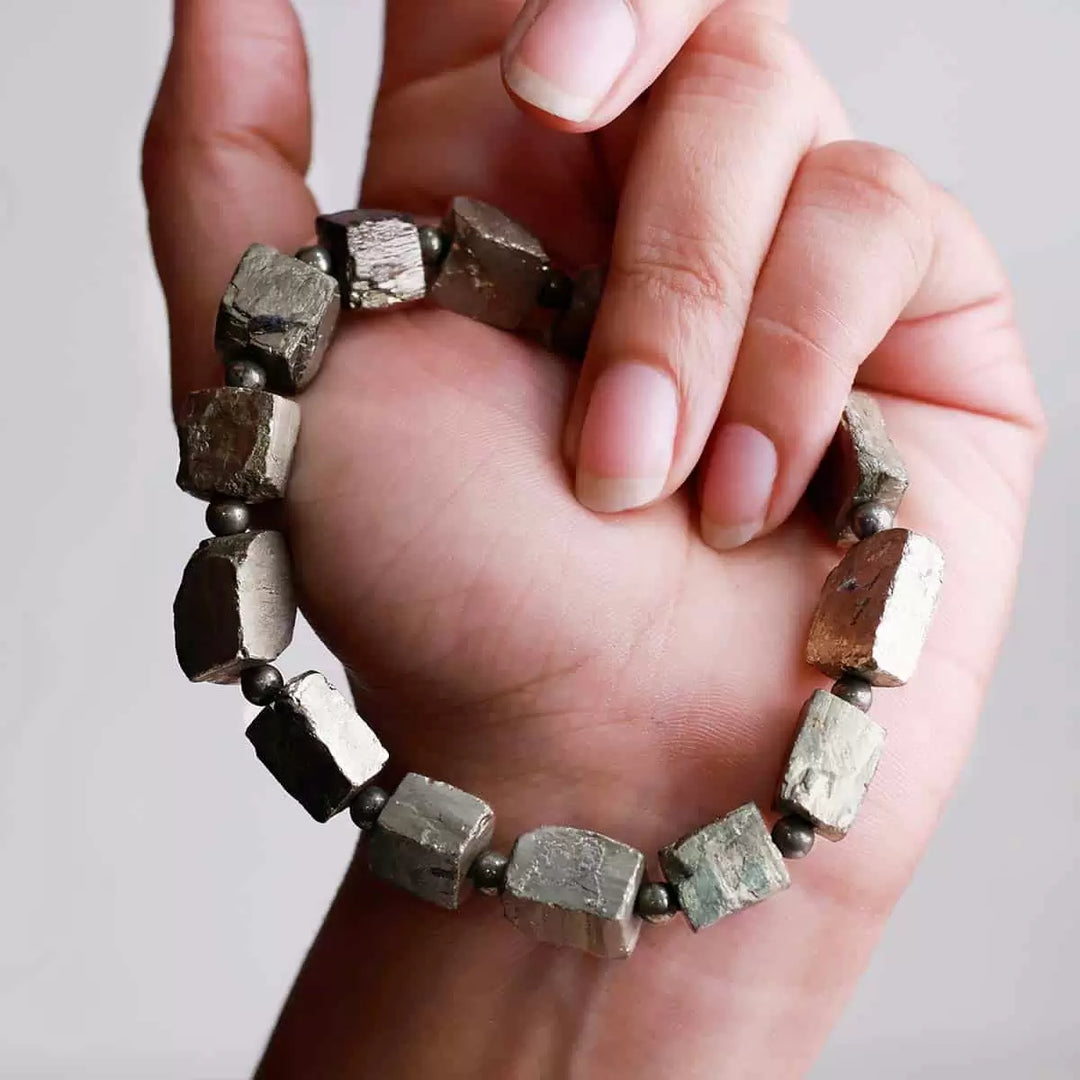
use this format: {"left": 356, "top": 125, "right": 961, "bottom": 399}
{"left": 700, "top": 424, "right": 778, "bottom": 550}
{"left": 575, "top": 364, "right": 678, "bottom": 513}
{"left": 503, "top": 0, "right": 637, "bottom": 123}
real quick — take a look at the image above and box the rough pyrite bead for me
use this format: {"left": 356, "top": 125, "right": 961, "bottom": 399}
{"left": 810, "top": 391, "right": 910, "bottom": 547}
{"left": 173, "top": 531, "right": 296, "bottom": 683}
{"left": 806, "top": 528, "right": 945, "bottom": 687}
{"left": 215, "top": 243, "right": 340, "bottom": 394}
{"left": 549, "top": 265, "right": 605, "bottom": 360}
{"left": 771, "top": 815, "right": 816, "bottom": 859}
{"left": 777, "top": 690, "right": 886, "bottom": 841}
{"left": 177, "top": 387, "right": 300, "bottom": 503}
{"left": 246, "top": 671, "right": 389, "bottom": 822}
{"left": 368, "top": 773, "right": 495, "bottom": 910}
{"left": 429, "top": 197, "right": 550, "bottom": 331}
{"left": 658, "top": 804, "right": 789, "bottom": 932}
{"left": 502, "top": 827, "right": 645, "bottom": 958}
{"left": 316, "top": 210, "right": 427, "bottom": 310}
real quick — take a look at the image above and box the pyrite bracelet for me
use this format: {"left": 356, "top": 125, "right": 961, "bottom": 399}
{"left": 172, "top": 198, "right": 944, "bottom": 959}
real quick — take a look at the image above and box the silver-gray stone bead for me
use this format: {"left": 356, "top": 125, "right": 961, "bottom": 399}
{"left": 177, "top": 387, "right": 300, "bottom": 503}
{"left": 658, "top": 804, "right": 790, "bottom": 932}
{"left": 776, "top": 690, "right": 886, "bottom": 841}
{"left": 246, "top": 671, "right": 389, "bottom": 823}
{"left": 368, "top": 773, "right": 495, "bottom": 910}
{"left": 771, "top": 815, "right": 816, "bottom": 860}
{"left": 810, "top": 391, "right": 910, "bottom": 547}
{"left": 831, "top": 674, "right": 873, "bottom": 713}
{"left": 851, "top": 501, "right": 894, "bottom": 540}
{"left": 173, "top": 531, "right": 296, "bottom": 684}
{"left": 429, "top": 197, "right": 549, "bottom": 331}
{"left": 549, "top": 265, "right": 605, "bottom": 361}
{"left": 316, "top": 210, "right": 427, "bottom": 310}
{"left": 418, "top": 225, "right": 446, "bottom": 266}
{"left": 295, "top": 245, "right": 332, "bottom": 275}
{"left": 205, "top": 499, "right": 250, "bottom": 537}
{"left": 215, "top": 243, "right": 340, "bottom": 394}
{"left": 224, "top": 357, "right": 268, "bottom": 391}
{"left": 502, "top": 827, "right": 645, "bottom": 959}
{"left": 241, "top": 663, "right": 284, "bottom": 706}
{"left": 636, "top": 881, "right": 678, "bottom": 924}
{"left": 469, "top": 850, "right": 509, "bottom": 897}
{"left": 349, "top": 785, "right": 389, "bottom": 831}
{"left": 806, "top": 528, "right": 945, "bottom": 687}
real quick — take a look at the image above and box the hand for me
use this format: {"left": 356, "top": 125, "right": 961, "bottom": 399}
{"left": 143, "top": 2, "right": 1043, "bottom": 1076}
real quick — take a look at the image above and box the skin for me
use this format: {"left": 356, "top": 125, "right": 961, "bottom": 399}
{"left": 143, "top": 1, "right": 1045, "bottom": 1077}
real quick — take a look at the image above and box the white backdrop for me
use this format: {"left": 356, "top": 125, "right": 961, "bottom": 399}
{"left": 0, "top": 2, "right": 1076, "bottom": 1076}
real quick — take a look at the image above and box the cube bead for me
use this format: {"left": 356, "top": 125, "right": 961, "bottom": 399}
{"left": 177, "top": 387, "right": 299, "bottom": 503}
{"left": 368, "top": 773, "right": 495, "bottom": 910}
{"left": 429, "top": 198, "right": 549, "bottom": 331}
{"left": 502, "top": 826, "right": 644, "bottom": 958}
{"left": 247, "top": 672, "right": 389, "bottom": 822}
{"left": 173, "top": 531, "right": 295, "bottom": 683}
{"left": 776, "top": 690, "right": 886, "bottom": 840}
{"left": 215, "top": 243, "right": 340, "bottom": 394}
{"left": 806, "top": 528, "right": 945, "bottom": 687}
{"left": 659, "top": 804, "right": 789, "bottom": 932}
{"left": 315, "top": 210, "right": 427, "bottom": 311}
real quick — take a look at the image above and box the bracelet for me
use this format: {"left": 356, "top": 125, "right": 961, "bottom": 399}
{"left": 172, "top": 198, "right": 944, "bottom": 959}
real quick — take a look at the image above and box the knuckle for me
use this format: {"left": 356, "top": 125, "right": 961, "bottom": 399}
{"left": 809, "top": 141, "right": 932, "bottom": 228}
{"left": 616, "top": 222, "right": 744, "bottom": 315}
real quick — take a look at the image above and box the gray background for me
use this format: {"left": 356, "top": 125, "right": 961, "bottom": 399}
{"left": 0, "top": 1, "right": 1075, "bottom": 1076}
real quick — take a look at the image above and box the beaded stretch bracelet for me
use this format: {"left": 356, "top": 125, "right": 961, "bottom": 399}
{"left": 172, "top": 198, "right": 944, "bottom": 959}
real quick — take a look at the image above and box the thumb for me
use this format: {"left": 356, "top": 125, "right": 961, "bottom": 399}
{"left": 143, "top": 0, "right": 317, "bottom": 415}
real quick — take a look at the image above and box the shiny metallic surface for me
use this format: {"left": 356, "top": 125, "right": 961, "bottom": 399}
{"left": 807, "top": 528, "right": 946, "bottom": 687}
{"left": 246, "top": 671, "right": 389, "bottom": 823}
{"left": 294, "top": 244, "right": 332, "bottom": 274}
{"left": 205, "top": 499, "right": 250, "bottom": 537}
{"left": 658, "top": 803, "right": 790, "bottom": 932}
{"left": 349, "top": 785, "right": 389, "bottom": 831}
{"left": 502, "top": 827, "right": 645, "bottom": 958}
{"left": 777, "top": 690, "right": 886, "bottom": 841}
{"left": 469, "top": 850, "right": 509, "bottom": 897}
{"left": 417, "top": 225, "right": 446, "bottom": 266}
{"left": 810, "top": 391, "right": 910, "bottom": 547}
{"left": 316, "top": 210, "right": 427, "bottom": 310}
{"left": 369, "top": 773, "right": 495, "bottom": 910}
{"left": 215, "top": 243, "right": 340, "bottom": 393}
{"left": 635, "top": 881, "right": 678, "bottom": 924}
{"left": 240, "top": 663, "right": 283, "bottom": 706}
{"left": 223, "top": 357, "right": 267, "bottom": 391}
{"left": 549, "top": 265, "right": 605, "bottom": 360}
{"left": 831, "top": 674, "right": 873, "bottom": 712}
{"left": 429, "top": 197, "right": 549, "bottom": 331}
{"left": 177, "top": 387, "right": 300, "bottom": 503}
{"left": 851, "top": 501, "right": 895, "bottom": 540}
{"left": 771, "top": 815, "right": 816, "bottom": 859}
{"left": 173, "top": 531, "right": 295, "bottom": 684}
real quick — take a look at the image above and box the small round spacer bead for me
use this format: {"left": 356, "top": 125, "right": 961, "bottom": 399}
{"left": 636, "top": 880, "right": 679, "bottom": 924}
{"left": 350, "top": 785, "right": 389, "bottom": 831}
{"left": 537, "top": 267, "right": 574, "bottom": 310}
{"left": 831, "top": 674, "right": 873, "bottom": 713}
{"left": 418, "top": 225, "right": 447, "bottom": 266}
{"left": 224, "top": 357, "right": 268, "bottom": 391}
{"left": 205, "top": 499, "right": 250, "bottom": 537}
{"left": 241, "top": 664, "right": 284, "bottom": 707}
{"left": 771, "top": 815, "right": 816, "bottom": 860}
{"left": 469, "top": 850, "right": 509, "bottom": 897}
{"left": 850, "top": 501, "right": 894, "bottom": 541}
{"left": 295, "top": 244, "right": 332, "bottom": 274}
